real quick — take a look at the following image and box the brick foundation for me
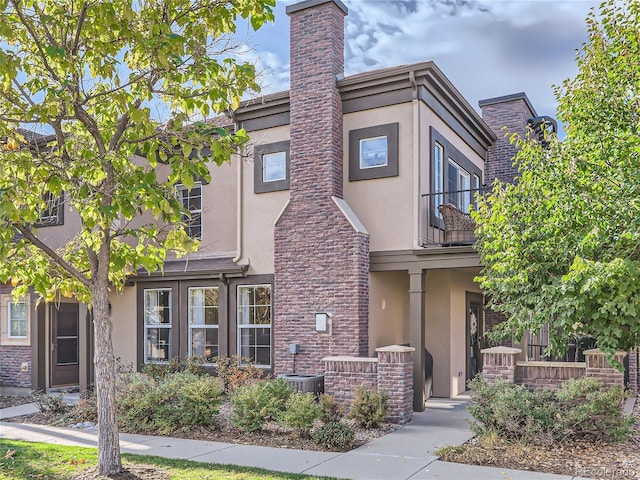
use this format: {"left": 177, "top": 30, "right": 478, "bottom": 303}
{"left": 323, "top": 345, "right": 414, "bottom": 425}
{"left": 515, "top": 361, "right": 586, "bottom": 391}
{"left": 0, "top": 345, "right": 32, "bottom": 388}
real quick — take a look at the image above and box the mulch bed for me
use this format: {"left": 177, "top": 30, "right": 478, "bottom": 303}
{"left": 440, "top": 397, "right": 640, "bottom": 480}
{"left": 0, "top": 395, "right": 33, "bottom": 410}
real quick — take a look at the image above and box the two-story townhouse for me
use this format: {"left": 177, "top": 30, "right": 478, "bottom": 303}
{"left": 0, "top": 0, "right": 543, "bottom": 409}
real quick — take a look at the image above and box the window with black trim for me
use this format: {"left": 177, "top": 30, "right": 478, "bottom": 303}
{"left": 430, "top": 127, "right": 482, "bottom": 224}
{"left": 35, "top": 192, "right": 64, "bottom": 227}
{"left": 254, "top": 141, "right": 290, "bottom": 193}
{"left": 237, "top": 284, "right": 271, "bottom": 367}
{"left": 349, "top": 123, "right": 399, "bottom": 181}
{"left": 176, "top": 182, "right": 202, "bottom": 239}
{"left": 188, "top": 286, "right": 219, "bottom": 363}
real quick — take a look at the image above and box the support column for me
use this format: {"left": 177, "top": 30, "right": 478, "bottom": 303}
{"left": 409, "top": 268, "right": 426, "bottom": 411}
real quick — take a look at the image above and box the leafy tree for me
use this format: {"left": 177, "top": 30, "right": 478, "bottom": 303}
{"left": 0, "top": 0, "right": 273, "bottom": 475}
{"left": 474, "top": 0, "right": 640, "bottom": 362}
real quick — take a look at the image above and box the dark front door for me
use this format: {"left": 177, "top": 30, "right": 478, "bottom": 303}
{"left": 51, "top": 303, "right": 80, "bottom": 386}
{"left": 466, "top": 292, "right": 484, "bottom": 383}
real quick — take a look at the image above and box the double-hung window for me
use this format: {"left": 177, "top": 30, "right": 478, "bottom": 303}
{"left": 35, "top": 192, "right": 64, "bottom": 226}
{"left": 144, "top": 288, "right": 172, "bottom": 362}
{"left": 237, "top": 285, "right": 271, "bottom": 367}
{"left": 176, "top": 183, "right": 202, "bottom": 240}
{"left": 8, "top": 300, "right": 27, "bottom": 338}
{"left": 188, "top": 287, "right": 219, "bottom": 363}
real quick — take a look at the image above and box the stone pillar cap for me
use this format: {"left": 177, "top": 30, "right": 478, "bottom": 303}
{"left": 375, "top": 345, "right": 415, "bottom": 353}
{"left": 480, "top": 346, "right": 522, "bottom": 354}
{"left": 583, "top": 348, "right": 627, "bottom": 355}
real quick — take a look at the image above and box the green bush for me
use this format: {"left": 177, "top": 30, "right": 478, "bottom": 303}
{"left": 230, "top": 378, "right": 294, "bottom": 433}
{"left": 117, "top": 371, "right": 222, "bottom": 434}
{"left": 313, "top": 422, "right": 355, "bottom": 450}
{"left": 318, "top": 393, "right": 343, "bottom": 423}
{"left": 556, "top": 377, "right": 631, "bottom": 441}
{"left": 213, "top": 355, "right": 266, "bottom": 393}
{"left": 32, "top": 390, "right": 69, "bottom": 415}
{"left": 141, "top": 355, "right": 208, "bottom": 381}
{"left": 467, "top": 376, "right": 560, "bottom": 445}
{"left": 467, "top": 375, "right": 630, "bottom": 444}
{"left": 348, "top": 386, "right": 388, "bottom": 429}
{"left": 280, "top": 392, "right": 321, "bottom": 436}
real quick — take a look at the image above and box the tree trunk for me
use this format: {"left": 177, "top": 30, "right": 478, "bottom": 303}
{"left": 92, "top": 275, "right": 122, "bottom": 475}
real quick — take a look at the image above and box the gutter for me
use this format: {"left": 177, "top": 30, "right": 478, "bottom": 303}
{"left": 410, "top": 70, "right": 422, "bottom": 250}
{"left": 231, "top": 112, "right": 243, "bottom": 264}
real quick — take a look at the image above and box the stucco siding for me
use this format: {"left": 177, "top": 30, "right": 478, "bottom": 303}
{"left": 368, "top": 271, "right": 409, "bottom": 355}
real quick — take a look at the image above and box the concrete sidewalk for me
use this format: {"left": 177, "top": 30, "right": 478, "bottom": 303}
{"left": 0, "top": 395, "right": 590, "bottom": 480}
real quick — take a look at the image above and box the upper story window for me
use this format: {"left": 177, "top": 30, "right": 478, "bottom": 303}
{"left": 176, "top": 183, "right": 202, "bottom": 240}
{"left": 349, "top": 123, "right": 399, "bottom": 181}
{"left": 8, "top": 300, "right": 27, "bottom": 338}
{"left": 143, "top": 288, "right": 172, "bottom": 363}
{"left": 430, "top": 127, "right": 482, "bottom": 221}
{"left": 254, "top": 141, "right": 290, "bottom": 193}
{"left": 35, "top": 192, "right": 64, "bottom": 227}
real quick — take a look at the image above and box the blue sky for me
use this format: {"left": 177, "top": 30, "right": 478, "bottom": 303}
{"left": 234, "top": 0, "right": 599, "bottom": 122}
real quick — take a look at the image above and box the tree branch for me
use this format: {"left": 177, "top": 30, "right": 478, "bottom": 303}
{"left": 15, "top": 224, "right": 91, "bottom": 289}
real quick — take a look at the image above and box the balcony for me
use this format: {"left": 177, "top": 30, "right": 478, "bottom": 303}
{"left": 420, "top": 187, "right": 488, "bottom": 247}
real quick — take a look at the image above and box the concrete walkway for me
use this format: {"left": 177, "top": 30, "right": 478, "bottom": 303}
{"left": 0, "top": 395, "right": 591, "bottom": 480}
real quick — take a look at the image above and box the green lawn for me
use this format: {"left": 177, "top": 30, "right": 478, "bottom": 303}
{"left": 0, "top": 440, "right": 338, "bottom": 480}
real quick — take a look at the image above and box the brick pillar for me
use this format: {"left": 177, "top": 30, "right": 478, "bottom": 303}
{"left": 481, "top": 346, "right": 521, "bottom": 383}
{"left": 584, "top": 349, "right": 626, "bottom": 388}
{"left": 376, "top": 345, "right": 414, "bottom": 425}
{"left": 479, "top": 93, "right": 537, "bottom": 185}
{"left": 274, "top": 0, "right": 369, "bottom": 375}
{"left": 629, "top": 348, "right": 639, "bottom": 396}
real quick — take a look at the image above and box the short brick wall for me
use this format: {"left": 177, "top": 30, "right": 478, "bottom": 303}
{"left": 584, "top": 349, "right": 626, "bottom": 388}
{"left": 516, "top": 361, "right": 585, "bottom": 391}
{"left": 323, "top": 345, "right": 414, "bottom": 425}
{"left": 0, "top": 345, "right": 31, "bottom": 388}
{"left": 629, "top": 348, "right": 639, "bottom": 395}
{"left": 482, "top": 347, "right": 627, "bottom": 390}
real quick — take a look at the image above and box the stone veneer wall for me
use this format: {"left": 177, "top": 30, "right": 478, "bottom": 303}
{"left": 482, "top": 347, "right": 626, "bottom": 390}
{"left": 0, "top": 345, "right": 31, "bottom": 388}
{"left": 323, "top": 345, "right": 414, "bottom": 425}
{"left": 274, "top": 0, "right": 369, "bottom": 375}
{"left": 515, "top": 361, "right": 586, "bottom": 391}
{"left": 628, "top": 348, "right": 639, "bottom": 395}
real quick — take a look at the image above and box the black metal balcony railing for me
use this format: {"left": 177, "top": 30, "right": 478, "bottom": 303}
{"left": 420, "top": 187, "right": 488, "bottom": 247}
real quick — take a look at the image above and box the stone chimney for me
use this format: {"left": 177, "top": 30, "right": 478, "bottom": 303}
{"left": 479, "top": 92, "right": 537, "bottom": 185}
{"left": 273, "top": 0, "right": 370, "bottom": 375}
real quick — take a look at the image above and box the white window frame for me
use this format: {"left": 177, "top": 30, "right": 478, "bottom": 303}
{"left": 143, "top": 288, "right": 172, "bottom": 363}
{"left": 262, "top": 151, "right": 287, "bottom": 183}
{"left": 359, "top": 135, "right": 389, "bottom": 169}
{"left": 188, "top": 286, "right": 219, "bottom": 363}
{"left": 434, "top": 142, "right": 444, "bottom": 217}
{"left": 8, "top": 300, "right": 27, "bottom": 338}
{"left": 448, "top": 159, "right": 471, "bottom": 212}
{"left": 237, "top": 284, "right": 272, "bottom": 368}
{"left": 176, "top": 182, "right": 202, "bottom": 240}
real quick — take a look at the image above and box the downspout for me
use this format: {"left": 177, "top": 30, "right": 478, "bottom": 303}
{"left": 410, "top": 70, "right": 422, "bottom": 250}
{"left": 231, "top": 112, "right": 243, "bottom": 263}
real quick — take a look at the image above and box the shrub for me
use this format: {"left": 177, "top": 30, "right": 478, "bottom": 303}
{"left": 213, "top": 355, "right": 266, "bottom": 393}
{"left": 117, "top": 371, "right": 222, "bottom": 434}
{"left": 313, "top": 422, "right": 355, "bottom": 450}
{"left": 467, "top": 375, "right": 631, "bottom": 444}
{"left": 556, "top": 377, "right": 631, "bottom": 442}
{"left": 141, "top": 355, "right": 207, "bottom": 381}
{"left": 318, "top": 393, "right": 343, "bottom": 423}
{"left": 230, "top": 378, "right": 294, "bottom": 433}
{"left": 280, "top": 392, "right": 321, "bottom": 436}
{"left": 467, "top": 376, "right": 560, "bottom": 445}
{"left": 65, "top": 388, "right": 98, "bottom": 424}
{"left": 348, "top": 386, "right": 388, "bottom": 429}
{"left": 32, "top": 390, "right": 69, "bottom": 415}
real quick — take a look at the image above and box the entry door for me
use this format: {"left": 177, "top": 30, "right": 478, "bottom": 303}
{"left": 466, "top": 293, "right": 484, "bottom": 383}
{"left": 51, "top": 303, "right": 80, "bottom": 386}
